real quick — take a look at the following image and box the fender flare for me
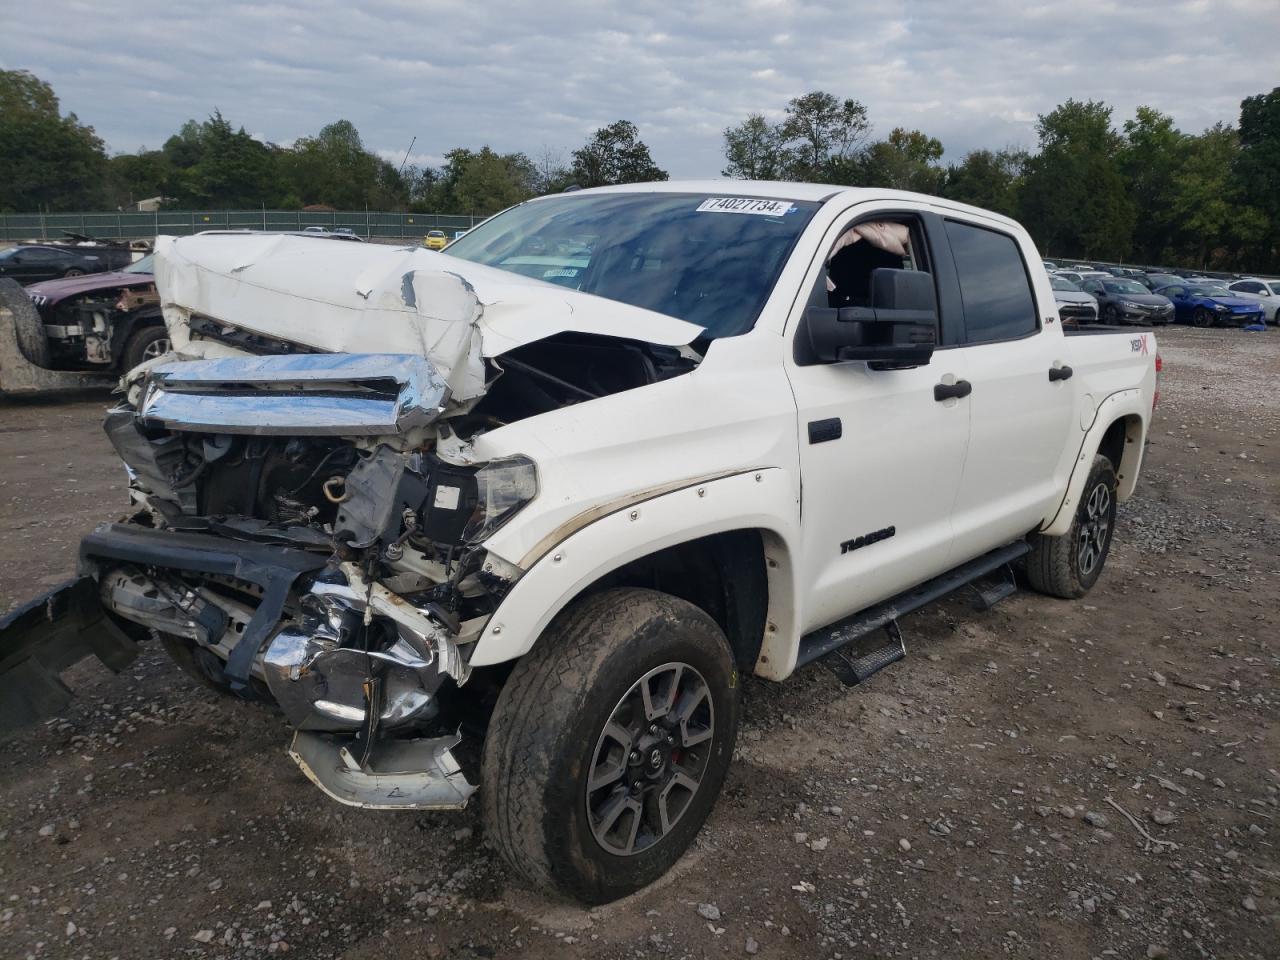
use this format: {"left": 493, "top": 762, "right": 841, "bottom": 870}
{"left": 1042, "top": 389, "right": 1148, "bottom": 537}
{"left": 468, "top": 468, "right": 801, "bottom": 675}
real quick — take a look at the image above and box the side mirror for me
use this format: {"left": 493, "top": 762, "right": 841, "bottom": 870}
{"left": 803, "top": 268, "right": 937, "bottom": 366}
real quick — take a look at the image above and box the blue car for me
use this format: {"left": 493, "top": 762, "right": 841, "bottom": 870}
{"left": 1152, "top": 283, "right": 1267, "bottom": 328}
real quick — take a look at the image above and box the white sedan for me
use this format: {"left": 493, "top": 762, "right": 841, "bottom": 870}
{"left": 1226, "top": 277, "right": 1280, "bottom": 323}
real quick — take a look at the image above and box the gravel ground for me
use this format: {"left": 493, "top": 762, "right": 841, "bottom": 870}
{"left": 0, "top": 325, "right": 1276, "bottom": 959}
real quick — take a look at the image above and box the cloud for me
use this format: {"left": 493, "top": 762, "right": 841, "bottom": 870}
{"left": 0, "top": 0, "right": 1271, "bottom": 176}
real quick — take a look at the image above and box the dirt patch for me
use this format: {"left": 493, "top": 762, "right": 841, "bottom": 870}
{"left": 0, "top": 326, "right": 1276, "bottom": 959}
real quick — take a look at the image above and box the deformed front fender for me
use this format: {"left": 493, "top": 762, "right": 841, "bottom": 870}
{"left": 468, "top": 468, "right": 801, "bottom": 675}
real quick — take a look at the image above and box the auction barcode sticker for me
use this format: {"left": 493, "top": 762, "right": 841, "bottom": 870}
{"left": 696, "top": 197, "right": 795, "bottom": 216}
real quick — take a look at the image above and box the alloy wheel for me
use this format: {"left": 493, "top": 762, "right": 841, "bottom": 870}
{"left": 143, "top": 336, "right": 170, "bottom": 360}
{"left": 586, "top": 662, "right": 714, "bottom": 856}
{"left": 1076, "top": 481, "right": 1112, "bottom": 577}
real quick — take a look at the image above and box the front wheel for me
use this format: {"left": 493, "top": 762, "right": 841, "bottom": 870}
{"left": 482, "top": 588, "right": 739, "bottom": 904}
{"left": 1103, "top": 304, "right": 1120, "bottom": 325}
{"left": 120, "top": 325, "right": 171, "bottom": 371}
{"left": 1025, "top": 454, "right": 1118, "bottom": 599}
{"left": 1192, "top": 307, "right": 1216, "bottom": 328}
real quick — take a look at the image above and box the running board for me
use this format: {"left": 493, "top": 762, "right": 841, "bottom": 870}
{"left": 795, "top": 541, "right": 1030, "bottom": 679}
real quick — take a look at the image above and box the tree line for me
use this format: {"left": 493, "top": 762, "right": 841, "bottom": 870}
{"left": 724, "top": 89, "right": 1280, "bottom": 272}
{"left": 2, "top": 68, "right": 1277, "bottom": 270}
{"left": 0, "top": 70, "right": 668, "bottom": 218}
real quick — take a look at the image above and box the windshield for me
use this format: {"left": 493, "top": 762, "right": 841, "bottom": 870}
{"left": 1105, "top": 280, "right": 1148, "bottom": 294}
{"left": 445, "top": 192, "right": 820, "bottom": 338}
{"left": 0, "top": 247, "right": 17, "bottom": 261}
{"left": 122, "top": 254, "right": 154, "bottom": 274}
{"left": 1051, "top": 276, "right": 1081, "bottom": 292}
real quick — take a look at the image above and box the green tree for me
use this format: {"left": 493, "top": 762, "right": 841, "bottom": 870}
{"left": 1119, "top": 107, "right": 1185, "bottom": 263}
{"left": 1236, "top": 87, "right": 1280, "bottom": 270}
{"left": 1018, "top": 99, "right": 1134, "bottom": 260}
{"left": 778, "top": 91, "right": 870, "bottom": 182}
{"left": 1171, "top": 124, "right": 1264, "bottom": 269}
{"left": 105, "top": 150, "right": 172, "bottom": 209}
{"left": 282, "top": 119, "right": 407, "bottom": 209}
{"left": 427, "top": 147, "right": 536, "bottom": 214}
{"left": 571, "top": 121, "right": 667, "bottom": 187}
{"left": 859, "top": 128, "right": 945, "bottom": 193}
{"left": 161, "top": 112, "right": 284, "bottom": 208}
{"left": 0, "top": 70, "right": 107, "bottom": 211}
{"left": 942, "top": 148, "right": 1026, "bottom": 216}
{"left": 722, "top": 114, "right": 786, "bottom": 179}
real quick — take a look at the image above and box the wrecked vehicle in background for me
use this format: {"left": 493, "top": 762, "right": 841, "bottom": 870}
{"left": 1, "top": 183, "right": 1159, "bottom": 904}
{"left": 20, "top": 254, "right": 167, "bottom": 372}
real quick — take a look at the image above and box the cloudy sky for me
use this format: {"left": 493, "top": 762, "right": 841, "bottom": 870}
{"left": 0, "top": 0, "right": 1272, "bottom": 177}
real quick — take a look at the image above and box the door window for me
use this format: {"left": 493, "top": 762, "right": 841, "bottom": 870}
{"left": 944, "top": 220, "right": 1038, "bottom": 344}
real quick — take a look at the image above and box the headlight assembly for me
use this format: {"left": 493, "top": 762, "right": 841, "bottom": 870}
{"left": 463, "top": 455, "right": 538, "bottom": 543}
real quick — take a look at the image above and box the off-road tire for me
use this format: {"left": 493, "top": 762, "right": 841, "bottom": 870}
{"left": 1192, "top": 307, "right": 1215, "bottom": 328}
{"left": 120, "top": 324, "right": 170, "bottom": 372}
{"left": 0, "top": 277, "right": 52, "bottom": 368}
{"left": 482, "top": 588, "right": 740, "bottom": 904}
{"left": 1025, "top": 454, "right": 1118, "bottom": 599}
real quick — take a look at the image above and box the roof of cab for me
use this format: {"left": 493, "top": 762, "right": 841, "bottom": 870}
{"left": 543, "top": 179, "right": 1025, "bottom": 231}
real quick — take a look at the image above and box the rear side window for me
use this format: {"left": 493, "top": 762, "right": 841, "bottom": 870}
{"left": 944, "top": 220, "right": 1038, "bottom": 343}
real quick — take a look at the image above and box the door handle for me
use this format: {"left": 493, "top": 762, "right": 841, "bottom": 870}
{"left": 1048, "top": 365, "right": 1073, "bottom": 382}
{"left": 933, "top": 379, "right": 972, "bottom": 402}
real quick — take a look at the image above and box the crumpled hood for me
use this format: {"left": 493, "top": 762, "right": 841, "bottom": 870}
{"left": 27, "top": 269, "right": 154, "bottom": 304}
{"left": 153, "top": 234, "right": 703, "bottom": 402}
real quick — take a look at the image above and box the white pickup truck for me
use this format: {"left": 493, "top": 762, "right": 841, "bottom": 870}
{"left": 0, "top": 181, "right": 1159, "bottom": 903}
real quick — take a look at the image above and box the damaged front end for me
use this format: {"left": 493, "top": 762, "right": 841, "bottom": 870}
{"left": 34, "top": 351, "right": 541, "bottom": 810}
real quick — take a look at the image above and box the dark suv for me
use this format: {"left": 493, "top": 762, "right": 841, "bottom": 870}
{"left": 0, "top": 243, "right": 134, "bottom": 285}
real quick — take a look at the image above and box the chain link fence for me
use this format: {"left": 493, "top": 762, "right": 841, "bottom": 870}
{"left": 0, "top": 210, "right": 485, "bottom": 243}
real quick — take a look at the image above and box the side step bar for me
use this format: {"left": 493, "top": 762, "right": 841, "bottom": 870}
{"left": 795, "top": 541, "right": 1030, "bottom": 681}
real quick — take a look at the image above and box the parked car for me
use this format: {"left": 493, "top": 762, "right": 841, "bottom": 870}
{"left": 1050, "top": 275, "right": 1098, "bottom": 323}
{"left": 1079, "top": 277, "right": 1174, "bottom": 325}
{"left": 0, "top": 242, "right": 133, "bottom": 285}
{"left": 21, "top": 254, "right": 166, "bottom": 371}
{"left": 1153, "top": 282, "right": 1267, "bottom": 327}
{"left": 2, "top": 183, "right": 1160, "bottom": 904}
{"left": 1135, "top": 273, "right": 1182, "bottom": 291}
{"left": 1226, "top": 277, "right": 1280, "bottom": 323}
{"left": 423, "top": 229, "right": 450, "bottom": 250}
{"left": 1042, "top": 259, "right": 1059, "bottom": 271}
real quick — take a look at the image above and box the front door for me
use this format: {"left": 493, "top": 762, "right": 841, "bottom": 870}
{"left": 785, "top": 209, "right": 970, "bottom": 635}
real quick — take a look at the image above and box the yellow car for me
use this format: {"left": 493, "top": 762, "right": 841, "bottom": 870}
{"left": 423, "top": 230, "right": 448, "bottom": 251}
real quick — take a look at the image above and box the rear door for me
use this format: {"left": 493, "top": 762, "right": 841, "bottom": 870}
{"left": 939, "top": 216, "right": 1078, "bottom": 561}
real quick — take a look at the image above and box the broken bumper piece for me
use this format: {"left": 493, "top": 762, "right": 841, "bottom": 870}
{"left": 289, "top": 730, "right": 476, "bottom": 809}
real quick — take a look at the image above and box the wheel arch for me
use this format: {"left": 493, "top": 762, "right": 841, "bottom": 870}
{"left": 468, "top": 469, "right": 800, "bottom": 676}
{"left": 1042, "top": 394, "right": 1148, "bottom": 537}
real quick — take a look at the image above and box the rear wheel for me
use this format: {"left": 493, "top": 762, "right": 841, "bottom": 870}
{"left": 62, "top": 267, "right": 85, "bottom": 278}
{"left": 1026, "top": 454, "right": 1118, "bottom": 599}
{"left": 120, "top": 324, "right": 170, "bottom": 371}
{"left": 1192, "top": 307, "right": 1215, "bottom": 328}
{"left": 482, "top": 588, "right": 739, "bottom": 904}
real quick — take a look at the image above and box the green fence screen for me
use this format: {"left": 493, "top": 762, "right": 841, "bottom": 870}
{"left": 0, "top": 210, "right": 485, "bottom": 243}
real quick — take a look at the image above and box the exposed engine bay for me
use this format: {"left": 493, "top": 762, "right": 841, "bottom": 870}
{"left": 11, "top": 231, "right": 706, "bottom": 810}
